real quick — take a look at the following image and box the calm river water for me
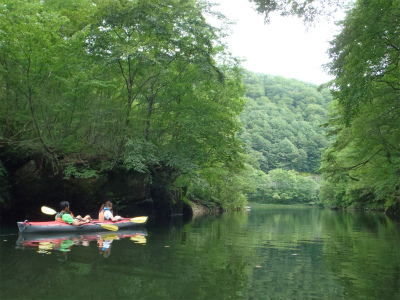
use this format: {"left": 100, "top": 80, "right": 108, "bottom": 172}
{"left": 0, "top": 206, "right": 399, "bottom": 300}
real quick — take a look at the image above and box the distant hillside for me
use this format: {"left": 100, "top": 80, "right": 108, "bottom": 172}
{"left": 239, "top": 71, "right": 333, "bottom": 174}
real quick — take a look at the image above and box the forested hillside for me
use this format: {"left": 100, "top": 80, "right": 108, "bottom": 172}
{"left": 240, "top": 72, "right": 332, "bottom": 173}
{"left": 238, "top": 72, "right": 333, "bottom": 204}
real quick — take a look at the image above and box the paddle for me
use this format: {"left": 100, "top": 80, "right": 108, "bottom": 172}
{"left": 130, "top": 235, "right": 146, "bottom": 244}
{"left": 41, "top": 206, "right": 58, "bottom": 215}
{"left": 101, "top": 233, "right": 119, "bottom": 240}
{"left": 41, "top": 206, "right": 118, "bottom": 232}
{"left": 75, "top": 217, "right": 119, "bottom": 232}
{"left": 121, "top": 216, "right": 148, "bottom": 224}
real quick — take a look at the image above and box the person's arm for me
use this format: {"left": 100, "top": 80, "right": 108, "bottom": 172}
{"left": 63, "top": 213, "right": 89, "bottom": 226}
{"left": 104, "top": 210, "right": 121, "bottom": 221}
{"left": 71, "top": 218, "right": 89, "bottom": 226}
{"left": 111, "top": 216, "right": 122, "bottom": 222}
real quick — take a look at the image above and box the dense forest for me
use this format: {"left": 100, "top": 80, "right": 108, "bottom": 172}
{"left": 318, "top": 0, "right": 400, "bottom": 214}
{"left": 238, "top": 73, "right": 332, "bottom": 204}
{"left": 0, "top": 0, "right": 399, "bottom": 219}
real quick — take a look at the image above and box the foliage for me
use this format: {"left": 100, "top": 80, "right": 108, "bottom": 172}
{"left": 236, "top": 72, "right": 333, "bottom": 205}
{"left": 320, "top": 0, "right": 400, "bottom": 212}
{"left": 63, "top": 164, "right": 99, "bottom": 180}
{"left": 184, "top": 159, "right": 250, "bottom": 210}
{"left": 0, "top": 0, "right": 248, "bottom": 209}
{"left": 248, "top": 168, "right": 320, "bottom": 204}
{"left": 123, "top": 139, "right": 159, "bottom": 173}
{"left": 327, "top": 0, "right": 400, "bottom": 125}
{"left": 239, "top": 72, "right": 333, "bottom": 174}
{"left": 248, "top": 0, "right": 346, "bottom": 23}
{"left": 0, "top": 0, "right": 97, "bottom": 161}
{"left": 318, "top": 180, "right": 346, "bottom": 208}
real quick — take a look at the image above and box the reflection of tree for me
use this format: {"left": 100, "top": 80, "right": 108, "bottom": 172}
{"left": 239, "top": 208, "right": 343, "bottom": 299}
{"left": 114, "top": 209, "right": 338, "bottom": 299}
{"left": 6, "top": 208, "right": 400, "bottom": 300}
{"left": 249, "top": 244, "right": 345, "bottom": 299}
{"left": 322, "top": 211, "right": 400, "bottom": 300}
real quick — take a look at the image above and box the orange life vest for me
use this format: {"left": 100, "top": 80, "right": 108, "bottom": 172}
{"left": 99, "top": 208, "right": 113, "bottom": 221}
{"left": 98, "top": 210, "right": 105, "bottom": 221}
{"left": 98, "top": 238, "right": 103, "bottom": 249}
{"left": 55, "top": 212, "right": 74, "bottom": 222}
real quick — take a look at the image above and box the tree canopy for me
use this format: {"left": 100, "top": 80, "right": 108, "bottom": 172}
{"left": 0, "top": 0, "right": 247, "bottom": 209}
{"left": 320, "top": 0, "right": 400, "bottom": 213}
{"left": 248, "top": 0, "right": 346, "bottom": 23}
{"left": 239, "top": 72, "right": 332, "bottom": 174}
{"left": 238, "top": 71, "right": 332, "bottom": 204}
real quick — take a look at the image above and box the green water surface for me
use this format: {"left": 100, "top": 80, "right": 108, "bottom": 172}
{"left": 0, "top": 206, "right": 399, "bottom": 300}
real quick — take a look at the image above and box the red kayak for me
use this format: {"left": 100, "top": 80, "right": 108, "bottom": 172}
{"left": 17, "top": 217, "right": 148, "bottom": 234}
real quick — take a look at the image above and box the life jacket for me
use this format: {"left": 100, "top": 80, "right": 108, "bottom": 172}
{"left": 55, "top": 211, "right": 74, "bottom": 222}
{"left": 98, "top": 238, "right": 103, "bottom": 249}
{"left": 98, "top": 210, "right": 104, "bottom": 221}
{"left": 98, "top": 207, "right": 112, "bottom": 221}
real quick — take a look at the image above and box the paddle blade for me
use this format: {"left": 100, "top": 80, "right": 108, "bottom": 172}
{"left": 130, "top": 216, "right": 148, "bottom": 224}
{"left": 100, "top": 224, "right": 118, "bottom": 231}
{"left": 130, "top": 235, "right": 146, "bottom": 244}
{"left": 102, "top": 233, "right": 119, "bottom": 240}
{"left": 41, "top": 206, "right": 57, "bottom": 215}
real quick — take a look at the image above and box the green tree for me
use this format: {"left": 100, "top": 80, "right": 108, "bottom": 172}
{"left": 0, "top": 0, "right": 108, "bottom": 163}
{"left": 0, "top": 0, "right": 249, "bottom": 210}
{"left": 320, "top": 0, "right": 400, "bottom": 213}
{"left": 0, "top": 1, "right": 88, "bottom": 157}
{"left": 250, "top": 168, "right": 319, "bottom": 204}
{"left": 239, "top": 72, "right": 332, "bottom": 174}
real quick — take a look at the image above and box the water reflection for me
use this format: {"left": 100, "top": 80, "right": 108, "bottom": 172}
{"left": 16, "top": 229, "right": 148, "bottom": 257}
{"left": 2, "top": 207, "right": 399, "bottom": 300}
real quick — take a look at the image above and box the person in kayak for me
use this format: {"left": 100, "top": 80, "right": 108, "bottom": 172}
{"left": 56, "top": 201, "right": 92, "bottom": 226}
{"left": 98, "top": 201, "right": 122, "bottom": 222}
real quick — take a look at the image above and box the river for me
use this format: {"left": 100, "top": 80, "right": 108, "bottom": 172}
{"left": 0, "top": 205, "right": 399, "bottom": 300}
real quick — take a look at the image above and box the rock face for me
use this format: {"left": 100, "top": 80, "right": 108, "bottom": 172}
{"left": 182, "top": 201, "right": 223, "bottom": 220}
{"left": 385, "top": 201, "right": 400, "bottom": 220}
{"left": 0, "top": 155, "right": 183, "bottom": 224}
{"left": 150, "top": 166, "right": 183, "bottom": 219}
{"left": 0, "top": 151, "right": 221, "bottom": 224}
